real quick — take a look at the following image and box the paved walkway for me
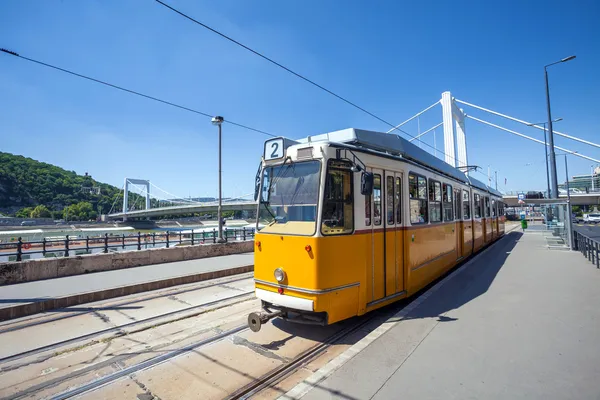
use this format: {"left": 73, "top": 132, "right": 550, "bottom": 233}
{"left": 0, "top": 253, "right": 253, "bottom": 309}
{"left": 292, "top": 231, "right": 600, "bottom": 400}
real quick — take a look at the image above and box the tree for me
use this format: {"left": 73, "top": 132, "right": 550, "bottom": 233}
{"left": 30, "top": 205, "right": 52, "bottom": 218}
{"left": 15, "top": 207, "right": 34, "bottom": 218}
{"left": 63, "top": 201, "right": 97, "bottom": 221}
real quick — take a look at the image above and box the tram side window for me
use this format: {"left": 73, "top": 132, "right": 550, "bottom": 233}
{"left": 365, "top": 193, "right": 371, "bottom": 226}
{"left": 321, "top": 163, "right": 354, "bottom": 235}
{"left": 409, "top": 173, "right": 428, "bottom": 224}
{"left": 474, "top": 194, "right": 481, "bottom": 218}
{"left": 429, "top": 180, "right": 442, "bottom": 223}
{"left": 443, "top": 183, "right": 453, "bottom": 221}
{"left": 395, "top": 177, "right": 402, "bottom": 224}
{"left": 373, "top": 174, "right": 382, "bottom": 226}
{"left": 386, "top": 176, "right": 395, "bottom": 225}
{"left": 462, "top": 190, "right": 470, "bottom": 219}
{"left": 454, "top": 189, "right": 461, "bottom": 220}
{"left": 484, "top": 197, "right": 490, "bottom": 218}
{"left": 492, "top": 199, "right": 497, "bottom": 217}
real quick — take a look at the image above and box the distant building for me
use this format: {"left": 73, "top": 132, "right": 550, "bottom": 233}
{"left": 558, "top": 166, "right": 600, "bottom": 192}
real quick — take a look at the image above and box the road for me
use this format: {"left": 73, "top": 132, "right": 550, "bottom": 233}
{"left": 572, "top": 222, "right": 600, "bottom": 240}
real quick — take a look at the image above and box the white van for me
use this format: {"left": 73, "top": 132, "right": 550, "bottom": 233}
{"left": 583, "top": 213, "right": 600, "bottom": 224}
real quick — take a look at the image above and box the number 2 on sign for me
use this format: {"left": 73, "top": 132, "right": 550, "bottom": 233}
{"left": 265, "top": 138, "right": 284, "bottom": 160}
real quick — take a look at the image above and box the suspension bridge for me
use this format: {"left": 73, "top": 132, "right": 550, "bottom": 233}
{"left": 104, "top": 91, "right": 600, "bottom": 221}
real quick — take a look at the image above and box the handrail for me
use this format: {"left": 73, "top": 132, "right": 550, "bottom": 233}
{"left": 573, "top": 230, "right": 600, "bottom": 268}
{"left": 0, "top": 227, "right": 255, "bottom": 262}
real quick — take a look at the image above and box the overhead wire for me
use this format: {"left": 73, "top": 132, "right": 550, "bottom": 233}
{"left": 0, "top": 48, "right": 276, "bottom": 137}
{"left": 152, "top": 2, "right": 498, "bottom": 185}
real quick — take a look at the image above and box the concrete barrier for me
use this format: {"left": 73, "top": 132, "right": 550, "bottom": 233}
{"left": 0, "top": 241, "right": 254, "bottom": 285}
{"left": 0, "top": 265, "right": 254, "bottom": 321}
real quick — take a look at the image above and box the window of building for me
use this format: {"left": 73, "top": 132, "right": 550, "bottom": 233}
{"left": 321, "top": 161, "right": 354, "bottom": 235}
{"left": 409, "top": 173, "right": 428, "bottom": 224}
{"left": 429, "top": 179, "right": 442, "bottom": 223}
{"left": 484, "top": 196, "right": 490, "bottom": 218}
{"left": 463, "top": 190, "right": 471, "bottom": 219}
{"left": 443, "top": 183, "right": 453, "bottom": 221}
{"left": 396, "top": 177, "right": 402, "bottom": 224}
{"left": 374, "top": 174, "right": 382, "bottom": 226}
{"left": 386, "top": 176, "right": 395, "bottom": 225}
{"left": 474, "top": 193, "right": 481, "bottom": 218}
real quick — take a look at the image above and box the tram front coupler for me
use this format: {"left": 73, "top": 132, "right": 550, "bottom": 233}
{"left": 247, "top": 309, "right": 284, "bottom": 332}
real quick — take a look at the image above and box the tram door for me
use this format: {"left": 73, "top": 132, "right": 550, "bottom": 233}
{"left": 454, "top": 188, "right": 463, "bottom": 260}
{"left": 368, "top": 170, "right": 385, "bottom": 302}
{"left": 368, "top": 169, "right": 405, "bottom": 304}
{"left": 384, "top": 172, "right": 404, "bottom": 296}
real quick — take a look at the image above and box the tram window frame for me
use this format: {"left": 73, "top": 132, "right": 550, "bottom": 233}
{"left": 408, "top": 173, "right": 428, "bottom": 224}
{"left": 442, "top": 183, "right": 453, "bottom": 221}
{"left": 373, "top": 174, "right": 382, "bottom": 226}
{"left": 395, "top": 177, "right": 402, "bottom": 224}
{"left": 386, "top": 176, "right": 395, "bottom": 225}
{"left": 462, "top": 189, "right": 470, "bottom": 220}
{"left": 492, "top": 199, "right": 497, "bottom": 217}
{"left": 484, "top": 196, "right": 490, "bottom": 218}
{"left": 474, "top": 193, "right": 481, "bottom": 218}
{"left": 321, "top": 160, "right": 355, "bottom": 236}
{"left": 429, "top": 179, "right": 442, "bottom": 223}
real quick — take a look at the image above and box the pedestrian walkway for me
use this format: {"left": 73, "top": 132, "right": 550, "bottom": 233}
{"left": 290, "top": 231, "right": 600, "bottom": 399}
{"left": 0, "top": 253, "right": 253, "bottom": 310}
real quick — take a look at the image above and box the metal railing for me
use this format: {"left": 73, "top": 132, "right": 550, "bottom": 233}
{"left": 573, "top": 231, "right": 600, "bottom": 268}
{"left": 0, "top": 227, "right": 255, "bottom": 262}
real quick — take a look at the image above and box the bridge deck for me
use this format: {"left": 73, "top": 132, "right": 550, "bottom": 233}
{"left": 293, "top": 228, "right": 600, "bottom": 400}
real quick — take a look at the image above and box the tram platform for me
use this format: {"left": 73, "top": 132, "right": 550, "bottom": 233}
{"left": 0, "top": 252, "right": 253, "bottom": 320}
{"left": 288, "top": 229, "right": 600, "bottom": 399}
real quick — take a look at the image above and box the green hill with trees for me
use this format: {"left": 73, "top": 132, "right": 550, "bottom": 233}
{"left": 0, "top": 152, "right": 125, "bottom": 220}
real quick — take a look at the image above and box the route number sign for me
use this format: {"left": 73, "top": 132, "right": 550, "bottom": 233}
{"left": 264, "top": 138, "right": 284, "bottom": 161}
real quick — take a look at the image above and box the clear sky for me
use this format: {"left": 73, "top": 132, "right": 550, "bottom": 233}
{"left": 1, "top": 0, "right": 599, "bottom": 200}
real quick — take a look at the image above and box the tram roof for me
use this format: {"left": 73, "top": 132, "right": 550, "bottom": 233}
{"left": 300, "top": 128, "right": 468, "bottom": 182}
{"left": 467, "top": 176, "right": 503, "bottom": 197}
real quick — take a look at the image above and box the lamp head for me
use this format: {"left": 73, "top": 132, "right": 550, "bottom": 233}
{"left": 212, "top": 116, "right": 224, "bottom": 125}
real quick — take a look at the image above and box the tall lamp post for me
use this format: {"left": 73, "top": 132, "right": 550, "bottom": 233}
{"left": 544, "top": 55, "right": 576, "bottom": 199}
{"left": 528, "top": 118, "right": 562, "bottom": 198}
{"left": 212, "top": 115, "right": 226, "bottom": 243}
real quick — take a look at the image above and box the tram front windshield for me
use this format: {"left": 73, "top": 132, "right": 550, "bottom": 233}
{"left": 258, "top": 160, "right": 320, "bottom": 235}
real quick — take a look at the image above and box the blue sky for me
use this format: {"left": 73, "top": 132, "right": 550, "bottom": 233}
{"left": 1, "top": 0, "right": 599, "bottom": 200}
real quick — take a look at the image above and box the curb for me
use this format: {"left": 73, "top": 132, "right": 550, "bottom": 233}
{"left": 0, "top": 265, "right": 254, "bottom": 322}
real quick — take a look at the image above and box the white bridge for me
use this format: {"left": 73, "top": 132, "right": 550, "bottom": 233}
{"left": 106, "top": 91, "right": 599, "bottom": 221}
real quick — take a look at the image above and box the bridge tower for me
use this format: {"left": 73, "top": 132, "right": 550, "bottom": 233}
{"left": 122, "top": 178, "right": 151, "bottom": 221}
{"left": 441, "top": 91, "right": 468, "bottom": 171}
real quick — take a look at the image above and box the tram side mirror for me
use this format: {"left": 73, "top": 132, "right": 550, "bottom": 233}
{"left": 360, "top": 172, "right": 374, "bottom": 196}
{"left": 254, "top": 163, "right": 262, "bottom": 201}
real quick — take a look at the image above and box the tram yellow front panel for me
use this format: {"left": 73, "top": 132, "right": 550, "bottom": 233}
{"left": 254, "top": 233, "right": 367, "bottom": 323}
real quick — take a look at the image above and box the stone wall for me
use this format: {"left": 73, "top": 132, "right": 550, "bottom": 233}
{"left": 0, "top": 241, "right": 253, "bottom": 285}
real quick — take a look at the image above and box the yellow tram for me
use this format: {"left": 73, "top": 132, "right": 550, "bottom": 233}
{"left": 248, "top": 128, "right": 505, "bottom": 331}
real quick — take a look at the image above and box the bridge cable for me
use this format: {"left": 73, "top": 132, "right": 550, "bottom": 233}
{"left": 0, "top": 48, "right": 277, "bottom": 138}
{"left": 152, "top": 2, "right": 499, "bottom": 182}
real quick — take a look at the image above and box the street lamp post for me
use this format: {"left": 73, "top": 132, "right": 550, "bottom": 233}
{"left": 212, "top": 116, "right": 226, "bottom": 243}
{"left": 528, "top": 118, "right": 562, "bottom": 198}
{"left": 544, "top": 55, "right": 576, "bottom": 199}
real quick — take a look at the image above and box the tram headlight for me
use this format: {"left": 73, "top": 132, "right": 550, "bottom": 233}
{"left": 274, "top": 268, "right": 286, "bottom": 282}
